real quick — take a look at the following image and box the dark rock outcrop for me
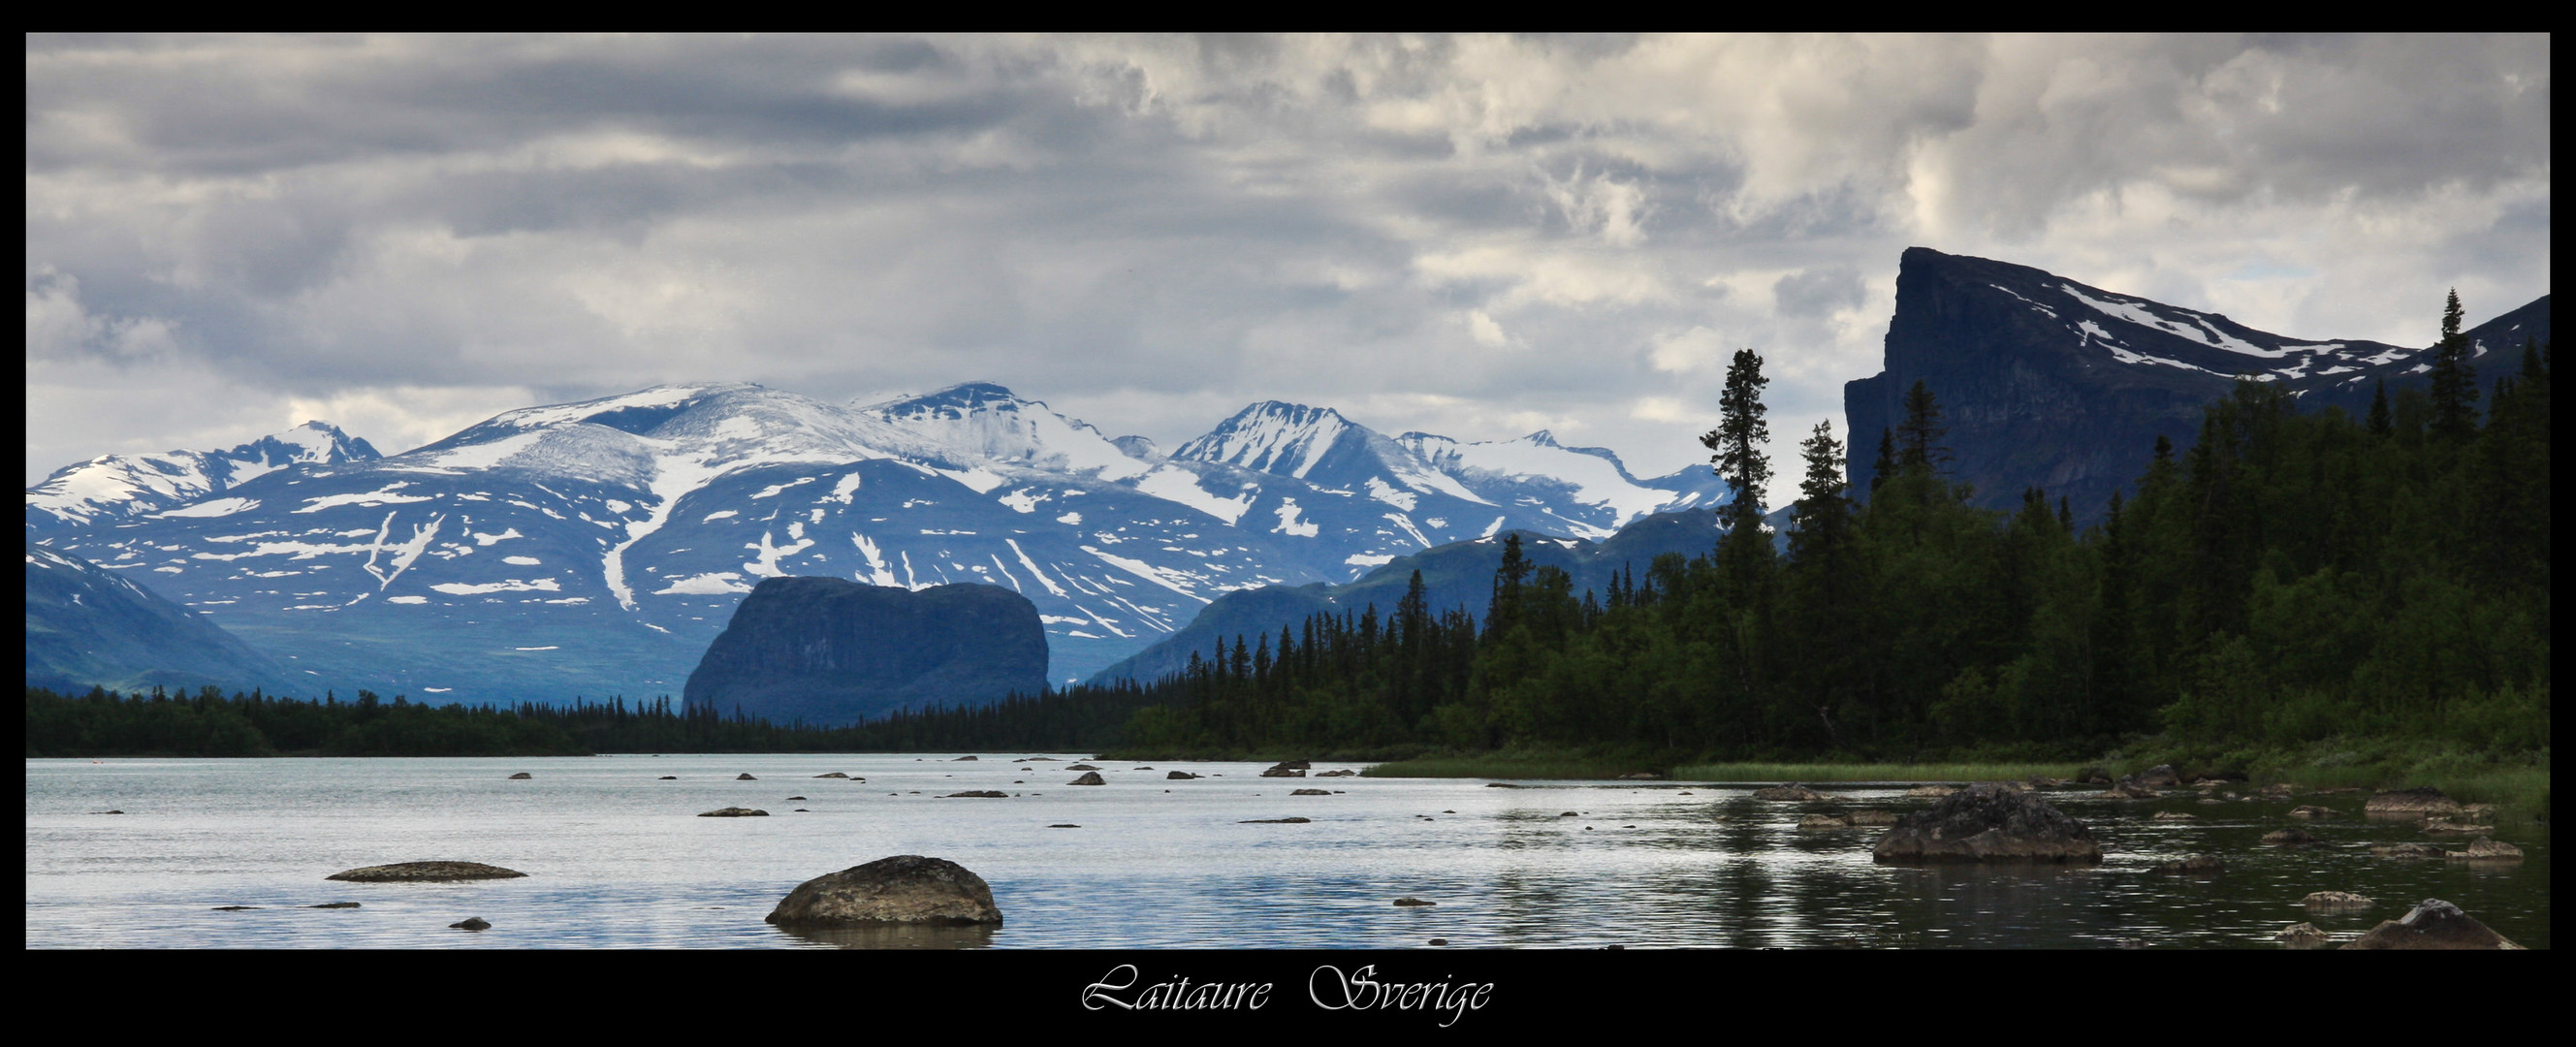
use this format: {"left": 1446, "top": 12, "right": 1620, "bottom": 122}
{"left": 1871, "top": 782, "right": 2103, "bottom": 864}
{"left": 683, "top": 577, "right": 1047, "bottom": 725}
{"left": 765, "top": 855, "right": 1002, "bottom": 928}
{"left": 327, "top": 861, "right": 527, "bottom": 882}
{"left": 1846, "top": 247, "right": 2551, "bottom": 524}
{"left": 450, "top": 917, "right": 491, "bottom": 931}
{"left": 2341, "top": 899, "right": 2524, "bottom": 950}
{"left": 1066, "top": 772, "right": 1105, "bottom": 786}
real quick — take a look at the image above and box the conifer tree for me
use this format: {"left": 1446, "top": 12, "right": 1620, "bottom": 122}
{"left": 2368, "top": 378, "right": 2393, "bottom": 437}
{"left": 1870, "top": 427, "right": 1897, "bottom": 494}
{"left": 1896, "top": 380, "right": 1952, "bottom": 475}
{"left": 2429, "top": 288, "right": 2480, "bottom": 441}
{"left": 1701, "top": 349, "right": 1773, "bottom": 520}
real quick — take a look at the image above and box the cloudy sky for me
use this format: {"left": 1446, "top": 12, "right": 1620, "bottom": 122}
{"left": 25, "top": 34, "right": 2552, "bottom": 502}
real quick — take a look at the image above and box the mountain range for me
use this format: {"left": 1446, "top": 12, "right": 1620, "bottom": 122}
{"left": 25, "top": 383, "right": 1729, "bottom": 700}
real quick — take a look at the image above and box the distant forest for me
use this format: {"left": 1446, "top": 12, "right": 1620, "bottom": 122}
{"left": 28, "top": 307, "right": 2550, "bottom": 768}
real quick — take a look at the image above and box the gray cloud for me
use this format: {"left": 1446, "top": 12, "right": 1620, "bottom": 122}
{"left": 24, "top": 33, "right": 2552, "bottom": 500}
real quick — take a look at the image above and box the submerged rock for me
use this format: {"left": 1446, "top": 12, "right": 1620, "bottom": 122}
{"left": 327, "top": 861, "right": 527, "bottom": 882}
{"left": 1872, "top": 782, "right": 2103, "bottom": 863}
{"left": 2342, "top": 899, "right": 2524, "bottom": 950}
{"left": 2371, "top": 842, "right": 2448, "bottom": 860}
{"left": 765, "top": 855, "right": 1002, "bottom": 928}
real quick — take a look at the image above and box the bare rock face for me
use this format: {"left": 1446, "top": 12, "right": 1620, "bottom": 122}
{"left": 2341, "top": 899, "right": 2524, "bottom": 950}
{"left": 766, "top": 855, "right": 1002, "bottom": 928}
{"left": 2365, "top": 786, "right": 2462, "bottom": 815}
{"left": 684, "top": 578, "right": 1047, "bottom": 725}
{"left": 1871, "top": 782, "right": 2103, "bottom": 864}
{"left": 327, "top": 861, "right": 527, "bottom": 882}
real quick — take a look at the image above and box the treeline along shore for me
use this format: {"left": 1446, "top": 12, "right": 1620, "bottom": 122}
{"left": 26, "top": 327, "right": 2551, "bottom": 812}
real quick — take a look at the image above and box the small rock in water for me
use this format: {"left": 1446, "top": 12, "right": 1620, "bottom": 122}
{"left": 308, "top": 902, "right": 361, "bottom": 909}
{"left": 1167, "top": 771, "right": 1201, "bottom": 779}
{"left": 737, "top": 773, "right": 758, "bottom": 780}
{"left": 1240, "top": 817, "right": 1312, "bottom": 824}
{"left": 93, "top": 809, "right": 124, "bottom": 815}
{"left": 328, "top": 861, "right": 526, "bottom": 882}
{"left": 952, "top": 755, "right": 979, "bottom": 762}
{"left": 1048, "top": 824, "right": 1081, "bottom": 829}
{"left": 698, "top": 807, "right": 770, "bottom": 817}
{"left": 1066, "top": 763, "right": 1101, "bottom": 772}
{"left": 1871, "top": 782, "right": 2104, "bottom": 864}
{"left": 813, "top": 772, "right": 848, "bottom": 778}
{"left": 1393, "top": 898, "right": 1435, "bottom": 906}
{"left": 2151, "top": 811, "right": 2197, "bottom": 821}
{"left": 2447, "top": 837, "right": 2524, "bottom": 862}
{"left": 1845, "top": 809, "right": 1899, "bottom": 826}
{"left": 212, "top": 905, "right": 258, "bottom": 911}
{"left": 784, "top": 796, "right": 807, "bottom": 801}
{"left": 450, "top": 917, "right": 492, "bottom": 931}
{"left": 944, "top": 790, "right": 1008, "bottom": 798}
{"left": 2276, "top": 923, "right": 2332, "bottom": 948}
{"left": 1559, "top": 810, "right": 1580, "bottom": 817}
{"left": 1428, "top": 937, "right": 1448, "bottom": 946}
{"left": 1291, "top": 788, "right": 1331, "bottom": 796}
{"left": 2288, "top": 805, "right": 2335, "bottom": 818}
{"left": 1905, "top": 785, "right": 1957, "bottom": 799}
{"left": 508, "top": 772, "right": 532, "bottom": 779}
{"left": 1752, "top": 783, "right": 1833, "bottom": 801}
{"left": 1067, "top": 772, "right": 1106, "bottom": 786}
{"left": 2363, "top": 785, "right": 2460, "bottom": 815}
{"left": 1797, "top": 813, "right": 1850, "bottom": 830}
{"left": 2303, "top": 891, "right": 2373, "bottom": 911}
{"left": 2261, "top": 829, "right": 2316, "bottom": 845}
{"left": 658, "top": 776, "right": 678, "bottom": 780}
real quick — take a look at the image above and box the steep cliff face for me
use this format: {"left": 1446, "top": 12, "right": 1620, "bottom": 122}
{"left": 683, "top": 578, "right": 1047, "bottom": 725}
{"left": 1847, "top": 248, "right": 2551, "bottom": 522}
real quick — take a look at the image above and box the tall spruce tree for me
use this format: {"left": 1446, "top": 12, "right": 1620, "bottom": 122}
{"left": 1702, "top": 349, "right": 1773, "bottom": 520}
{"left": 1896, "top": 380, "right": 1952, "bottom": 474}
{"left": 2429, "top": 288, "right": 2480, "bottom": 441}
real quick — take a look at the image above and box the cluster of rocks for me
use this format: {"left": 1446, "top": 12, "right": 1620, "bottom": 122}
{"left": 1871, "top": 783, "right": 2103, "bottom": 864}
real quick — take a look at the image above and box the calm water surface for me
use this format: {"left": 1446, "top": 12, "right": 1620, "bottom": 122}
{"left": 24, "top": 755, "right": 2549, "bottom": 949}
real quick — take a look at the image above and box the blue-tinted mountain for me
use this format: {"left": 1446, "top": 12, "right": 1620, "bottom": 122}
{"left": 682, "top": 577, "right": 1047, "bottom": 725}
{"left": 1847, "top": 247, "right": 2550, "bottom": 520}
{"left": 26, "top": 422, "right": 380, "bottom": 531}
{"left": 25, "top": 543, "right": 302, "bottom": 696}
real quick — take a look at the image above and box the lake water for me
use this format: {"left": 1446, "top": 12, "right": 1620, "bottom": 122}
{"left": 24, "top": 754, "right": 2550, "bottom": 949}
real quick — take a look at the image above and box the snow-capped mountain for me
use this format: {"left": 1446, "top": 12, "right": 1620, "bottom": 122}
{"left": 25, "top": 422, "right": 381, "bottom": 531}
{"left": 26, "top": 382, "right": 1726, "bottom": 705}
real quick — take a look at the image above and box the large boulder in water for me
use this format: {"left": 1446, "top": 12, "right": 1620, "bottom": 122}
{"left": 683, "top": 578, "right": 1046, "bottom": 725}
{"left": 765, "top": 855, "right": 1003, "bottom": 928}
{"left": 2341, "top": 899, "right": 2523, "bottom": 950}
{"left": 1871, "top": 782, "right": 2103, "bottom": 864}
